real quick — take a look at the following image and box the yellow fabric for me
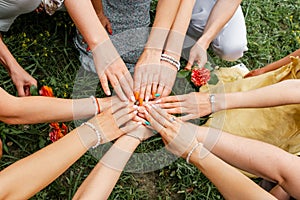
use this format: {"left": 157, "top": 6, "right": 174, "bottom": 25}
{"left": 200, "top": 57, "right": 300, "bottom": 155}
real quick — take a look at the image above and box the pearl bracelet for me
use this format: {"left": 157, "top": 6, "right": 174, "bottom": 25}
{"left": 161, "top": 53, "right": 180, "bottom": 71}
{"left": 81, "top": 122, "right": 102, "bottom": 149}
{"left": 186, "top": 142, "right": 202, "bottom": 164}
{"left": 209, "top": 94, "right": 216, "bottom": 113}
{"left": 90, "top": 96, "right": 100, "bottom": 116}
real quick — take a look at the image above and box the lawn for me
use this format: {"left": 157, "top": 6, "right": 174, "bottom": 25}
{"left": 0, "top": 0, "right": 299, "bottom": 199}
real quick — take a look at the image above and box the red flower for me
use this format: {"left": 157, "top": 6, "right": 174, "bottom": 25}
{"left": 49, "top": 122, "right": 68, "bottom": 142}
{"left": 39, "top": 86, "right": 54, "bottom": 97}
{"left": 191, "top": 67, "right": 211, "bottom": 87}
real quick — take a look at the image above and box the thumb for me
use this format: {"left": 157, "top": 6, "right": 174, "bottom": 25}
{"left": 185, "top": 54, "right": 195, "bottom": 70}
{"left": 106, "top": 23, "right": 113, "bottom": 35}
{"left": 16, "top": 85, "right": 25, "bottom": 97}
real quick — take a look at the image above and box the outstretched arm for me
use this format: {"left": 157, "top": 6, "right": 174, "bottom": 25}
{"left": 245, "top": 49, "right": 300, "bottom": 78}
{"left": 0, "top": 87, "right": 116, "bottom": 124}
{"left": 158, "top": 79, "right": 300, "bottom": 119}
{"left": 0, "top": 103, "right": 137, "bottom": 199}
{"left": 64, "top": 0, "right": 133, "bottom": 101}
{"left": 73, "top": 126, "right": 152, "bottom": 199}
{"left": 144, "top": 105, "right": 276, "bottom": 199}
{"left": 0, "top": 33, "right": 37, "bottom": 96}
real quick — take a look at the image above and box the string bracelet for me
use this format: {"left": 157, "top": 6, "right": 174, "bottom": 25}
{"left": 95, "top": 97, "right": 101, "bottom": 114}
{"left": 90, "top": 96, "right": 99, "bottom": 116}
{"left": 125, "top": 134, "right": 142, "bottom": 143}
{"left": 209, "top": 94, "right": 216, "bottom": 113}
{"left": 186, "top": 142, "right": 202, "bottom": 164}
{"left": 161, "top": 53, "right": 180, "bottom": 71}
{"left": 81, "top": 122, "right": 102, "bottom": 149}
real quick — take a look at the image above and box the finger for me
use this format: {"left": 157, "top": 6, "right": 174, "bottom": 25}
{"left": 24, "top": 86, "right": 31, "bottom": 96}
{"left": 145, "top": 104, "right": 173, "bottom": 128}
{"left": 111, "top": 101, "right": 130, "bottom": 113}
{"left": 16, "top": 85, "right": 25, "bottom": 97}
{"left": 179, "top": 114, "right": 196, "bottom": 121}
{"left": 186, "top": 54, "right": 196, "bottom": 70}
{"left": 145, "top": 76, "right": 153, "bottom": 102}
{"left": 133, "top": 69, "right": 142, "bottom": 101}
{"left": 99, "top": 74, "right": 111, "bottom": 96}
{"left": 156, "top": 83, "right": 164, "bottom": 98}
{"left": 156, "top": 95, "right": 185, "bottom": 104}
{"left": 118, "top": 72, "right": 134, "bottom": 101}
{"left": 161, "top": 86, "right": 172, "bottom": 97}
{"left": 107, "top": 73, "right": 127, "bottom": 101}
{"left": 139, "top": 76, "right": 147, "bottom": 106}
{"left": 163, "top": 107, "right": 184, "bottom": 115}
{"left": 120, "top": 122, "right": 141, "bottom": 134}
{"left": 124, "top": 70, "right": 134, "bottom": 94}
{"left": 151, "top": 73, "right": 159, "bottom": 98}
{"left": 144, "top": 107, "right": 165, "bottom": 133}
{"left": 116, "top": 109, "right": 137, "bottom": 127}
{"left": 107, "top": 22, "right": 113, "bottom": 35}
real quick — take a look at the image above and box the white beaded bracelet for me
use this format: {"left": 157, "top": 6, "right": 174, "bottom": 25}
{"left": 90, "top": 96, "right": 99, "bottom": 116}
{"left": 186, "top": 142, "right": 201, "bottom": 164}
{"left": 161, "top": 53, "right": 180, "bottom": 71}
{"left": 209, "top": 94, "right": 216, "bottom": 113}
{"left": 81, "top": 122, "right": 102, "bottom": 149}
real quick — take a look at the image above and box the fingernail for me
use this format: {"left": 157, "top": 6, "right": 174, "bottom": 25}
{"left": 107, "top": 91, "right": 111, "bottom": 96}
{"left": 152, "top": 104, "right": 158, "bottom": 108}
{"left": 139, "top": 98, "right": 143, "bottom": 106}
{"left": 137, "top": 121, "right": 142, "bottom": 125}
{"left": 145, "top": 96, "right": 149, "bottom": 103}
{"left": 155, "top": 99, "right": 161, "bottom": 103}
{"left": 144, "top": 121, "right": 151, "bottom": 126}
{"left": 155, "top": 93, "right": 160, "bottom": 97}
{"left": 133, "top": 110, "right": 138, "bottom": 115}
{"left": 130, "top": 96, "right": 136, "bottom": 102}
{"left": 134, "top": 92, "right": 139, "bottom": 100}
{"left": 108, "top": 30, "right": 113, "bottom": 35}
{"left": 133, "top": 105, "right": 139, "bottom": 110}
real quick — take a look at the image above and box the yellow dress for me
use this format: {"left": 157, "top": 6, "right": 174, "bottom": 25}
{"left": 200, "top": 57, "right": 300, "bottom": 155}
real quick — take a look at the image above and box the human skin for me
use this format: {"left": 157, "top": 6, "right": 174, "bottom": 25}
{"left": 144, "top": 104, "right": 300, "bottom": 199}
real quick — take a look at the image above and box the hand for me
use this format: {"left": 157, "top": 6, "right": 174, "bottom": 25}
{"left": 98, "top": 95, "right": 123, "bottom": 112}
{"left": 93, "top": 42, "right": 134, "bottom": 102}
{"left": 134, "top": 50, "right": 177, "bottom": 104}
{"left": 125, "top": 122, "right": 154, "bottom": 142}
{"left": 244, "top": 68, "right": 266, "bottom": 78}
{"left": 88, "top": 101, "right": 138, "bottom": 143}
{"left": 157, "top": 92, "right": 211, "bottom": 121}
{"left": 144, "top": 104, "right": 199, "bottom": 158}
{"left": 98, "top": 13, "right": 112, "bottom": 35}
{"left": 185, "top": 42, "right": 207, "bottom": 70}
{"left": 9, "top": 65, "right": 37, "bottom": 96}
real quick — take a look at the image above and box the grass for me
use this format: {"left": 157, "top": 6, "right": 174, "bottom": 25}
{"left": 0, "top": 0, "right": 299, "bottom": 199}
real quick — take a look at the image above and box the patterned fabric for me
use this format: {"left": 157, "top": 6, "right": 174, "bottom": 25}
{"left": 74, "top": 0, "right": 151, "bottom": 73}
{"left": 39, "top": 0, "right": 64, "bottom": 15}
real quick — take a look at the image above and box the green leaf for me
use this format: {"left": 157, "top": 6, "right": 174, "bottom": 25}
{"left": 177, "top": 69, "right": 191, "bottom": 78}
{"left": 30, "top": 85, "right": 38, "bottom": 96}
{"left": 208, "top": 73, "right": 219, "bottom": 85}
{"left": 204, "top": 62, "right": 214, "bottom": 71}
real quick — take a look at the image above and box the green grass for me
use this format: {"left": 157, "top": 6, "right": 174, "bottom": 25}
{"left": 0, "top": 0, "right": 299, "bottom": 199}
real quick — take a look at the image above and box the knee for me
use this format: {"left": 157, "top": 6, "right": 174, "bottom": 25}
{"left": 212, "top": 42, "right": 248, "bottom": 61}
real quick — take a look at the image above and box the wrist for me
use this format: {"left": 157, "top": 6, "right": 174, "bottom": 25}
{"left": 117, "top": 135, "right": 141, "bottom": 151}
{"left": 196, "top": 36, "right": 210, "bottom": 50}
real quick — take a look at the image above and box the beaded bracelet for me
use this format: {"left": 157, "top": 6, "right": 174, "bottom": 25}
{"left": 209, "top": 94, "right": 216, "bottom": 113}
{"left": 81, "top": 122, "right": 102, "bottom": 149}
{"left": 125, "top": 134, "right": 142, "bottom": 143}
{"left": 90, "top": 96, "right": 99, "bottom": 116}
{"left": 186, "top": 142, "right": 202, "bottom": 164}
{"left": 161, "top": 53, "right": 180, "bottom": 71}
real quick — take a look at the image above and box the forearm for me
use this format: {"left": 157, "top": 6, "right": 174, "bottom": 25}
{"left": 0, "top": 36, "right": 21, "bottom": 73}
{"left": 260, "top": 49, "right": 300, "bottom": 73}
{"left": 0, "top": 127, "right": 94, "bottom": 200}
{"left": 0, "top": 88, "right": 96, "bottom": 124}
{"left": 64, "top": 0, "right": 109, "bottom": 49}
{"left": 73, "top": 136, "right": 140, "bottom": 199}
{"left": 164, "top": 0, "right": 196, "bottom": 60}
{"left": 190, "top": 145, "right": 276, "bottom": 200}
{"left": 145, "top": 0, "right": 181, "bottom": 51}
{"left": 214, "top": 80, "right": 300, "bottom": 111}
{"left": 197, "top": 0, "right": 241, "bottom": 49}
